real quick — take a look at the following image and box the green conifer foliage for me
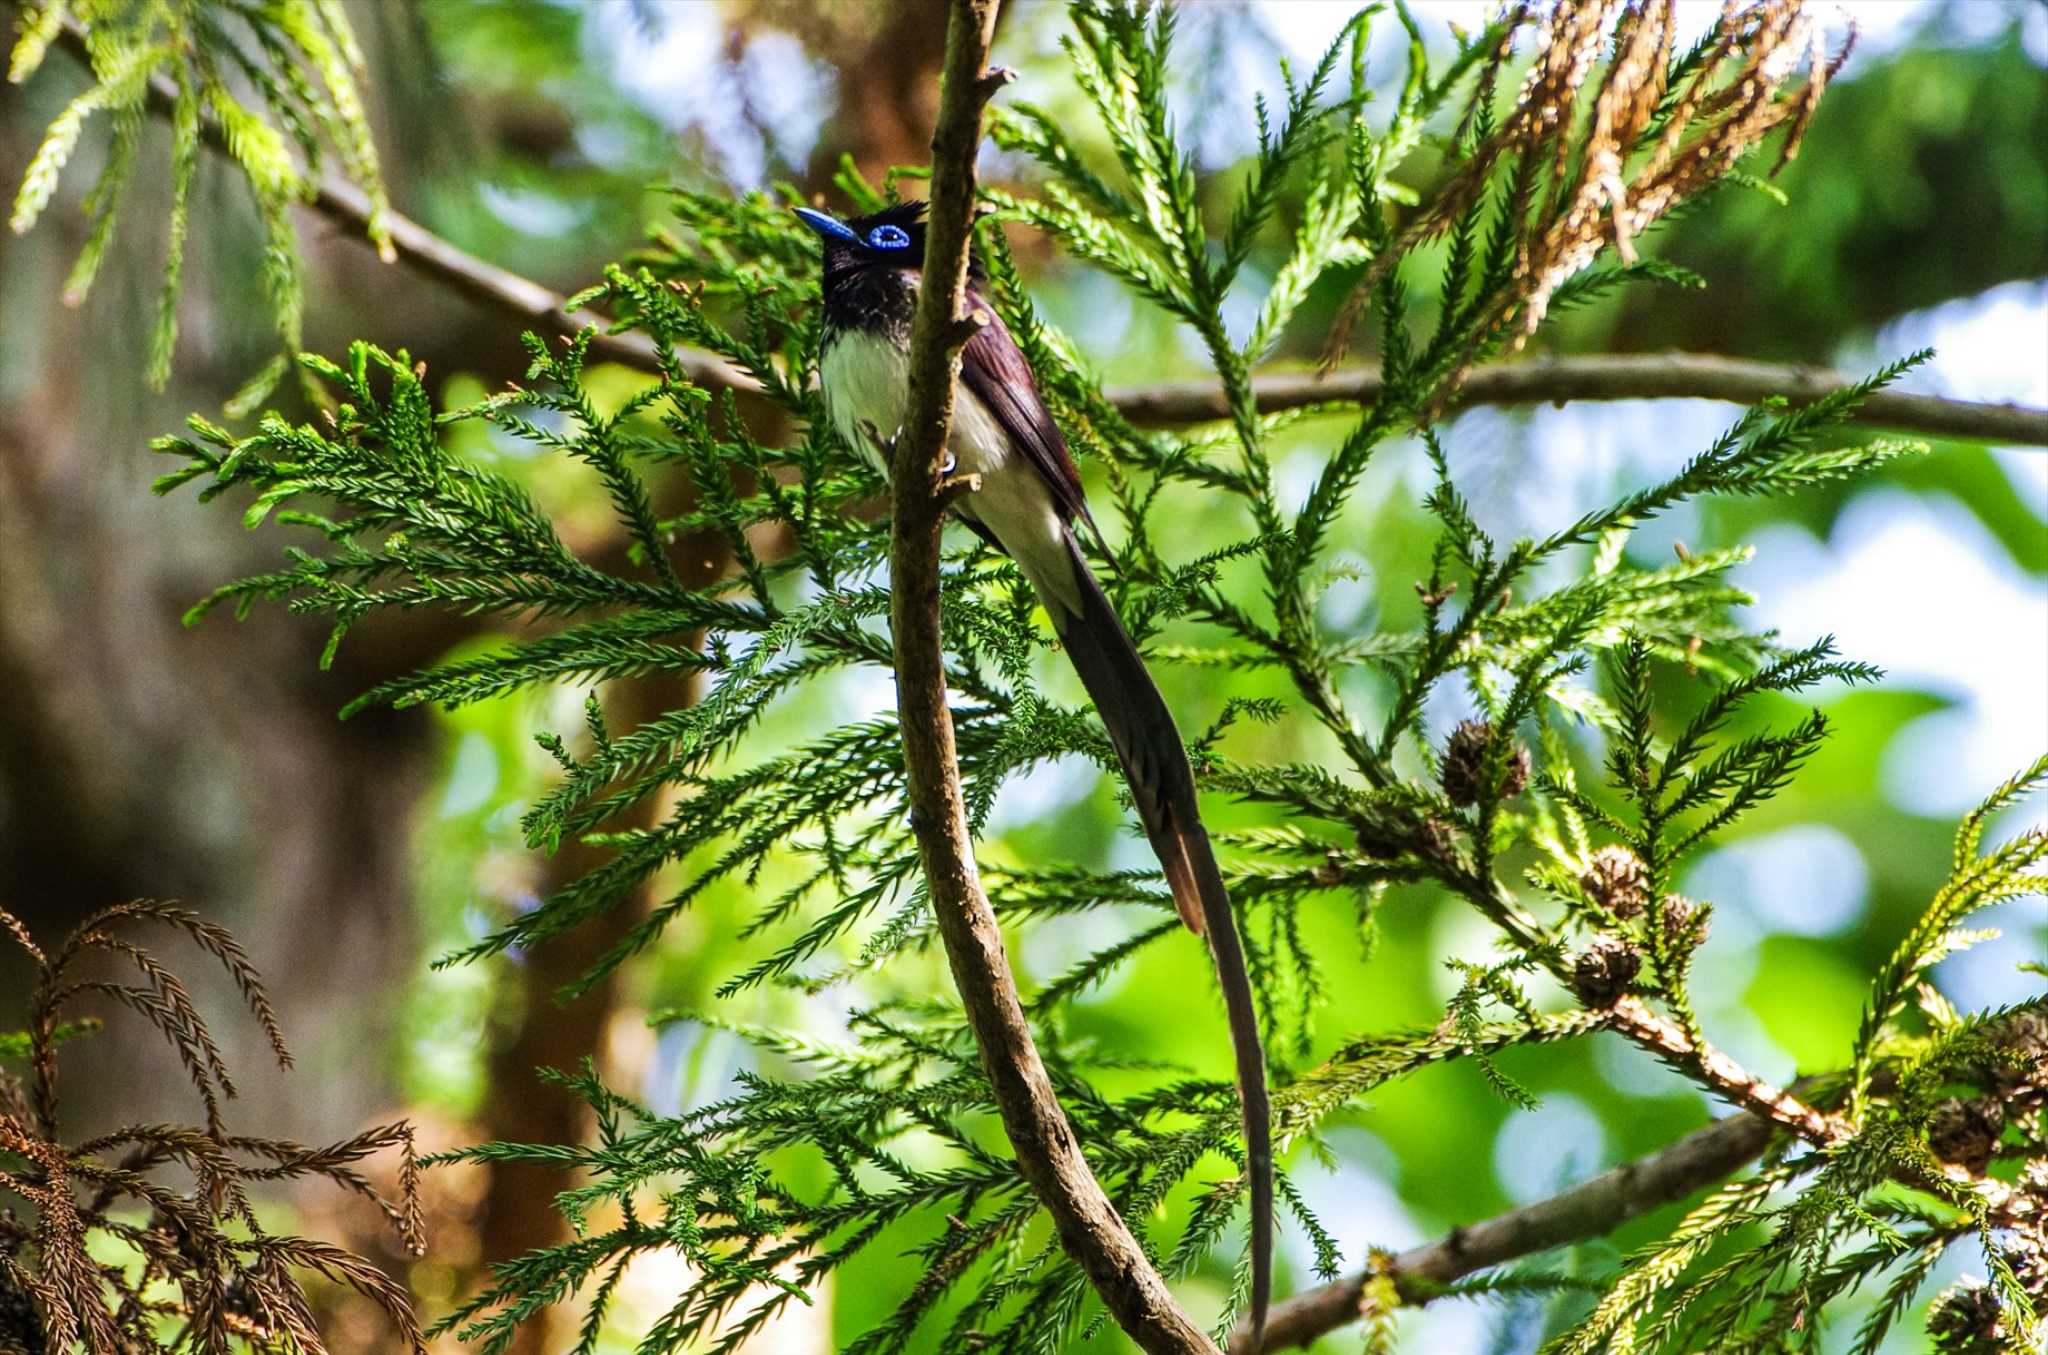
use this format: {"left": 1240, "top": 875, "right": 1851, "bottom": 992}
{"left": 8, "top": 0, "right": 392, "bottom": 400}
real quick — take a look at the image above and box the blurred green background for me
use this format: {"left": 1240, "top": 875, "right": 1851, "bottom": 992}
{"left": 0, "top": 2, "right": 2042, "bottom": 1351}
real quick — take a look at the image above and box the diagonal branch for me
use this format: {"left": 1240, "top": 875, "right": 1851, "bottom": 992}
{"left": 1238, "top": 1038, "right": 2013, "bottom": 1355}
{"left": 308, "top": 172, "right": 743, "bottom": 388}
{"left": 1236, "top": 1085, "right": 1794, "bottom": 1353}
{"left": 1606, "top": 997, "right": 1851, "bottom": 1144}
{"left": 1605, "top": 996, "right": 2014, "bottom": 1216}
{"left": 1441, "top": 878, "right": 2000, "bottom": 1215}
{"left": 886, "top": 3, "right": 1217, "bottom": 1353}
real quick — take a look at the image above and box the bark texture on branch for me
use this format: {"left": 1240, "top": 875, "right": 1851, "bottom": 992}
{"left": 885, "top": 4, "right": 1218, "bottom": 1353}
{"left": 1606, "top": 998, "right": 1851, "bottom": 1145}
{"left": 1237, "top": 1094, "right": 1788, "bottom": 1353}
{"left": 1107, "top": 352, "right": 2048, "bottom": 447}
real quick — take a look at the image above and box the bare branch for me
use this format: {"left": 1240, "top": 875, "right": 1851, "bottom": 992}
{"left": 886, "top": 4, "right": 1216, "bottom": 1352}
{"left": 1606, "top": 998, "right": 1851, "bottom": 1144}
{"left": 1239, "top": 1029, "right": 2019, "bottom": 1355}
{"left": 308, "top": 173, "right": 743, "bottom": 386}
{"left": 1606, "top": 999, "right": 2014, "bottom": 1216}
{"left": 1440, "top": 873, "right": 1855, "bottom": 1154}
{"left": 1108, "top": 353, "right": 2048, "bottom": 447}
{"left": 1237, "top": 1090, "right": 1790, "bottom": 1353}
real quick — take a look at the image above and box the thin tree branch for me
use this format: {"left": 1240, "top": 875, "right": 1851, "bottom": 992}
{"left": 1432, "top": 870, "right": 2008, "bottom": 1221}
{"left": 1605, "top": 998, "right": 1852, "bottom": 1144}
{"left": 1108, "top": 353, "right": 2048, "bottom": 447}
{"left": 887, "top": 4, "right": 1216, "bottom": 1353}
{"left": 1444, "top": 872, "right": 1855, "bottom": 1150}
{"left": 1236, "top": 1089, "right": 1792, "bottom": 1353}
{"left": 308, "top": 173, "right": 744, "bottom": 387}
{"left": 1241, "top": 1039, "right": 2015, "bottom": 1355}
{"left": 1604, "top": 997, "right": 2014, "bottom": 1215}
{"left": 1437, "top": 872, "right": 2014, "bottom": 1224}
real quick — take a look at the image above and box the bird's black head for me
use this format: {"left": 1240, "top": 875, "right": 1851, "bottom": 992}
{"left": 794, "top": 201, "right": 929, "bottom": 290}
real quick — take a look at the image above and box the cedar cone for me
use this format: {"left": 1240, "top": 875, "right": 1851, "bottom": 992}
{"left": 2007, "top": 1234, "right": 2046, "bottom": 1303}
{"left": 1989, "top": 1010, "right": 2047, "bottom": 1093}
{"left": 1572, "top": 937, "right": 1641, "bottom": 1008}
{"left": 1659, "top": 894, "right": 1710, "bottom": 948}
{"left": 1579, "top": 845, "right": 1650, "bottom": 918}
{"left": 1927, "top": 1282, "right": 2004, "bottom": 1353}
{"left": 1441, "top": 720, "right": 1531, "bottom": 806}
{"left": 1927, "top": 1097, "right": 2005, "bottom": 1175}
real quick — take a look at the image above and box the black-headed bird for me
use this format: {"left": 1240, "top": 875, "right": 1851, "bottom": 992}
{"left": 798, "top": 199, "right": 1273, "bottom": 1337}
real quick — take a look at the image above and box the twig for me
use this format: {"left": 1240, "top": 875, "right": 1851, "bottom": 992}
{"left": 310, "top": 174, "right": 743, "bottom": 386}
{"left": 1606, "top": 998, "right": 1851, "bottom": 1145}
{"left": 1606, "top": 997, "right": 2015, "bottom": 1217}
{"left": 1108, "top": 353, "right": 2048, "bottom": 447}
{"left": 1240, "top": 1041, "right": 2017, "bottom": 1355}
{"left": 1238, "top": 1090, "right": 1791, "bottom": 1352}
{"left": 48, "top": 17, "right": 2042, "bottom": 450}
{"left": 886, "top": 4, "right": 1217, "bottom": 1353}
{"left": 1436, "top": 875, "right": 2015, "bottom": 1228}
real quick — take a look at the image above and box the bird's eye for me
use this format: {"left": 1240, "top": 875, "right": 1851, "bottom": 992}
{"left": 866, "top": 224, "right": 912, "bottom": 250}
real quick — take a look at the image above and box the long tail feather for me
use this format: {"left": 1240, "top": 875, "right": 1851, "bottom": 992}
{"left": 1046, "top": 529, "right": 1274, "bottom": 1343}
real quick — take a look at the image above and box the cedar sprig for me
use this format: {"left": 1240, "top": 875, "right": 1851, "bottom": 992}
{"left": 8, "top": 0, "right": 390, "bottom": 398}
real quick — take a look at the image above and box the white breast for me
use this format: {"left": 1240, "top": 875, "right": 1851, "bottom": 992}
{"left": 820, "top": 330, "right": 1080, "bottom": 618}
{"left": 820, "top": 333, "right": 912, "bottom": 474}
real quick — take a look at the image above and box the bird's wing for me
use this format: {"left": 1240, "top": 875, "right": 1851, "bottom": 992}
{"left": 957, "top": 296, "right": 1099, "bottom": 536}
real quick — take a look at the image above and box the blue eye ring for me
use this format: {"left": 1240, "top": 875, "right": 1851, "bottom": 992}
{"left": 867, "top": 224, "right": 912, "bottom": 250}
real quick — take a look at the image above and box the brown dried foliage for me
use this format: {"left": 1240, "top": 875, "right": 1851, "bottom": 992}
{"left": 0, "top": 901, "right": 424, "bottom": 1354}
{"left": 1326, "top": 0, "right": 1852, "bottom": 401}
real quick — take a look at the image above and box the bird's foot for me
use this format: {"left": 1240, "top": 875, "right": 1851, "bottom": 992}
{"left": 937, "top": 471, "right": 983, "bottom": 507}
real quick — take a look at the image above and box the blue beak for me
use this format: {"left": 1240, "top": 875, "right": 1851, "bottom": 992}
{"left": 793, "top": 207, "right": 859, "bottom": 244}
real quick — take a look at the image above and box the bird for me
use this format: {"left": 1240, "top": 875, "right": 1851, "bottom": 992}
{"left": 797, "top": 199, "right": 1273, "bottom": 1339}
